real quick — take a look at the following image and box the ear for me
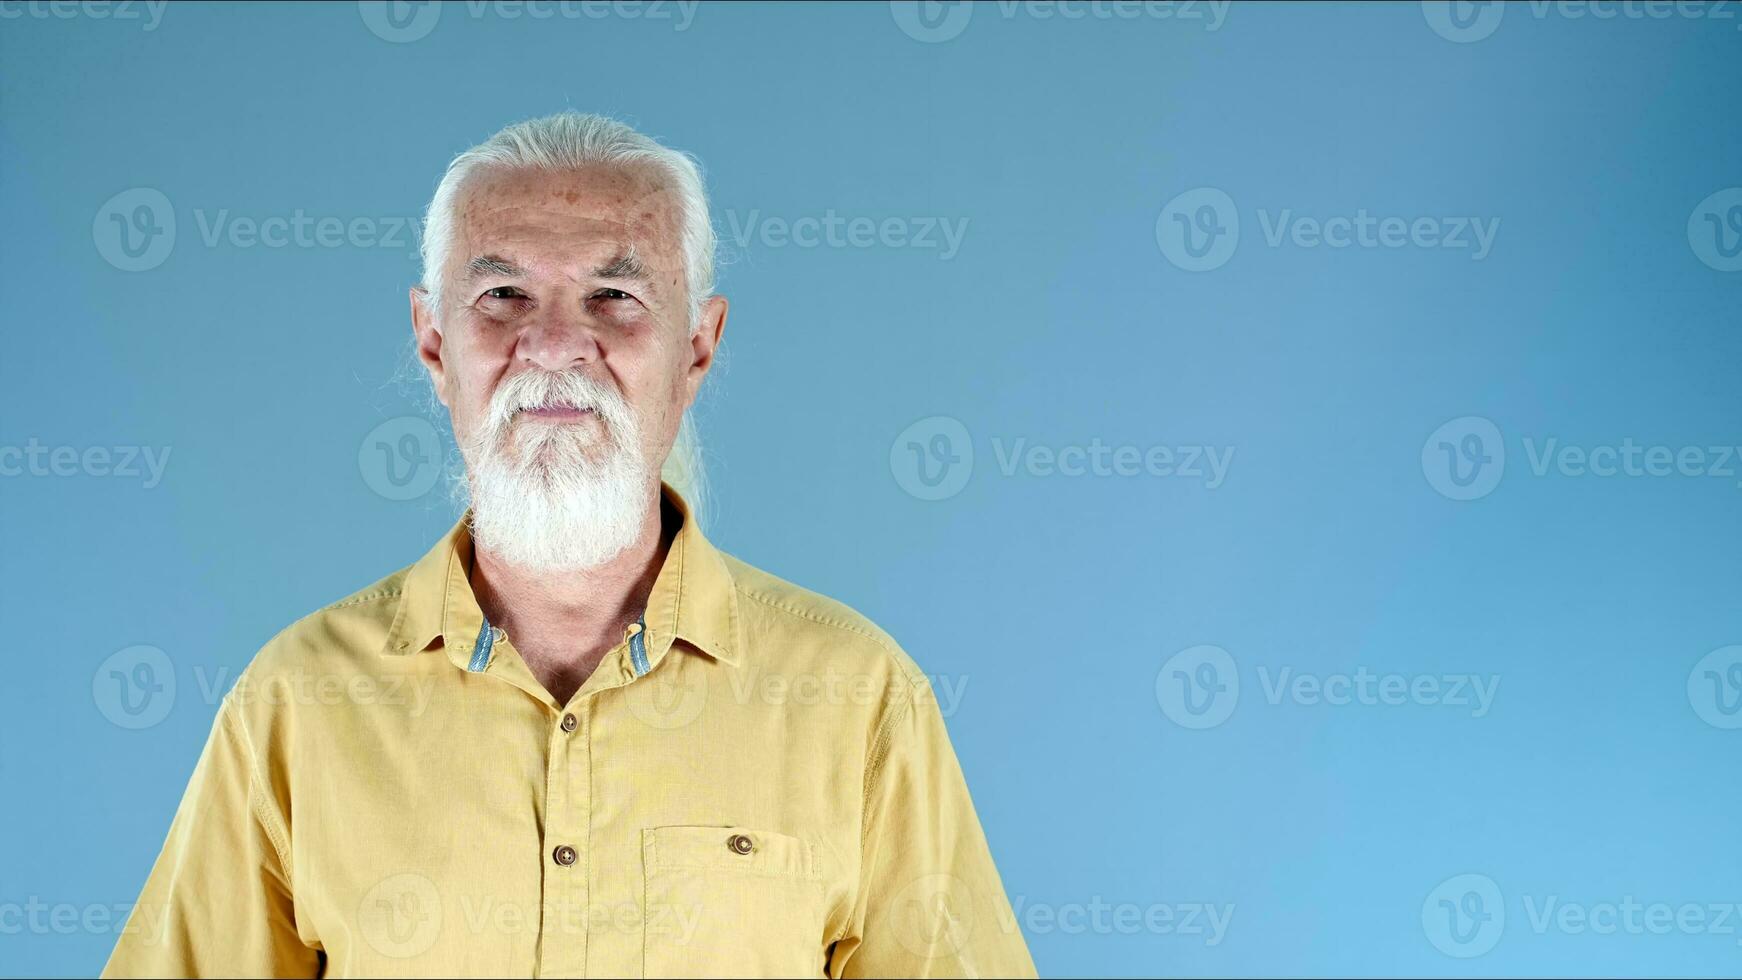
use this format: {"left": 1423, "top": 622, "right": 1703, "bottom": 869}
{"left": 682, "top": 294, "right": 728, "bottom": 408}
{"left": 410, "top": 287, "right": 450, "bottom": 407}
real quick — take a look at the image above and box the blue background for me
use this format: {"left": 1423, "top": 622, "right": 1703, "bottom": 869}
{"left": 3, "top": 1, "right": 1740, "bottom": 976}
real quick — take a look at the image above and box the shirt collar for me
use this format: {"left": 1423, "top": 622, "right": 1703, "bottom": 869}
{"left": 381, "top": 482, "right": 742, "bottom": 669}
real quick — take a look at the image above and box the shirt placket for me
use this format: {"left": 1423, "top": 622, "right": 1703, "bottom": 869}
{"left": 538, "top": 696, "right": 591, "bottom": 978}
{"left": 507, "top": 618, "right": 648, "bottom": 979}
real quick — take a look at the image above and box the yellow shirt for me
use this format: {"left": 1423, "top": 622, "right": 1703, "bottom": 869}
{"left": 103, "top": 487, "right": 1035, "bottom": 979}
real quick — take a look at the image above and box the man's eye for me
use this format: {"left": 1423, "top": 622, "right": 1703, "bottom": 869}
{"left": 593, "top": 288, "right": 632, "bottom": 301}
{"left": 483, "top": 286, "right": 525, "bottom": 300}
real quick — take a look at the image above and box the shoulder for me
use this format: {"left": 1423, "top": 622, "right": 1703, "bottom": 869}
{"left": 720, "top": 552, "right": 929, "bottom": 694}
{"left": 231, "top": 565, "right": 412, "bottom": 697}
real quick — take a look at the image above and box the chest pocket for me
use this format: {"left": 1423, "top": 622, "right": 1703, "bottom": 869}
{"left": 641, "top": 825, "right": 827, "bottom": 978}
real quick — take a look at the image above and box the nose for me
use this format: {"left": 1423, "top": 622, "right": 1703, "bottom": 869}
{"left": 513, "top": 307, "right": 602, "bottom": 372}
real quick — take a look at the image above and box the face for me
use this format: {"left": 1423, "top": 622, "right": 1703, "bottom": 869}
{"left": 411, "top": 164, "right": 726, "bottom": 566}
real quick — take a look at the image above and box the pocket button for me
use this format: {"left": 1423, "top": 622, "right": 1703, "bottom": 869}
{"left": 727, "top": 833, "right": 755, "bottom": 855}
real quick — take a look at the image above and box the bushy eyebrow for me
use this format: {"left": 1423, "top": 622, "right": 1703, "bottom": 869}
{"left": 462, "top": 249, "right": 651, "bottom": 286}
{"left": 594, "top": 249, "right": 647, "bottom": 283}
{"left": 463, "top": 255, "right": 524, "bottom": 280}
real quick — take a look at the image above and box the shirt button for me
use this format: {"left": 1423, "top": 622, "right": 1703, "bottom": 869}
{"left": 727, "top": 833, "right": 755, "bottom": 856}
{"left": 552, "top": 844, "right": 578, "bottom": 867}
{"left": 560, "top": 713, "right": 578, "bottom": 733}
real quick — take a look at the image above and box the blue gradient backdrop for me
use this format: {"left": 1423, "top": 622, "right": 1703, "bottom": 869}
{"left": 2, "top": 1, "right": 1740, "bottom": 976}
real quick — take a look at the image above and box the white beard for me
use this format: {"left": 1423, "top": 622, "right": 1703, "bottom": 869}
{"left": 461, "top": 368, "right": 653, "bottom": 571}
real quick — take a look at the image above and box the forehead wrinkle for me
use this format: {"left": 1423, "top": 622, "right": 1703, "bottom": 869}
{"left": 452, "top": 172, "right": 684, "bottom": 296}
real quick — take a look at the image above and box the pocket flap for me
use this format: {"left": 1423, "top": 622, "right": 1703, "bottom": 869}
{"left": 642, "top": 825, "right": 820, "bottom": 880}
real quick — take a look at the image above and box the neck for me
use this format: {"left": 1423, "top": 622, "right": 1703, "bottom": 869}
{"left": 469, "top": 485, "right": 675, "bottom": 691}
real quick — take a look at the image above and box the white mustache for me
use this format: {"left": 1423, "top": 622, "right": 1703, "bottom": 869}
{"left": 483, "top": 370, "right": 629, "bottom": 437}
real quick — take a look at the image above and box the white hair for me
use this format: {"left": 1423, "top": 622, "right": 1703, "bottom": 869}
{"left": 418, "top": 112, "right": 715, "bottom": 521}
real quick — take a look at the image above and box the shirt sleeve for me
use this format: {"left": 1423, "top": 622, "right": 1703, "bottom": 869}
{"left": 831, "top": 680, "right": 1037, "bottom": 978}
{"left": 102, "top": 696, "right": 321, "bottom": 979}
